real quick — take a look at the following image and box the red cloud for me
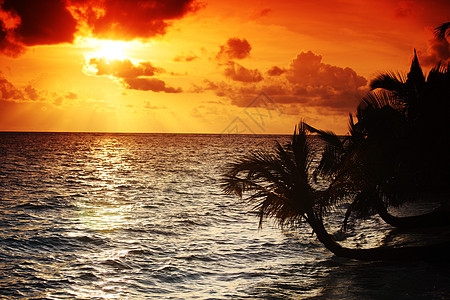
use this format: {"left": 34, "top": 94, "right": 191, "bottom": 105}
{"left": 224, "top": 62, "right": 263, "bottom": 83}
{"left": 1, "top": 73, "right": 78, "bottom": 105}
{"left": 286, "top": 51, "right": 367, "bottom": 93}
{"left": 217, "top": 38, "right": 252, "bottom": 60}
{"left": 201, "top": 50, "right": 368, "bottom": 113}
{"left": 174, "top": 54, "right": 198, "bottom": 62}
{"left": 0, "top": 75, "right": 23, "bottom": 100}
{"left": 419, "top": 38, "right": 450, "bottom": 67}
{"left": 267, "top": 66, "right": 285, "bottom": 76}
{"left": 0, "top": 0, "right": 199, "bottom": 56}
{"left": 85, "top": 56, "right": 181, "bottom": 93}
{"left": 123, "top": 78, "right": 182, "bottom": 93}
{"left": 87, "top": 58, "right": 163, "bottom": 78}
{"left": 394, "top": 1, "right": 415, "bottom": 18}
{"left": 0, "top": 0, "right": 77, "bottom": 56}
{"left": 67, "top": 0, "right": 199, "bottom": 40}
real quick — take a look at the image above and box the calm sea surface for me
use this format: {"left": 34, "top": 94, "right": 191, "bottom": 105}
{"left": 0, "top": 133, "right": 449, "bottom": 299}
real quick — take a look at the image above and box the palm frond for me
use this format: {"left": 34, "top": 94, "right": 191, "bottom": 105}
{"left": 221, "top": 122, "right": 319, "bottom": 228}
{"left": 434, "top": 22, "right": 450, "bottom": 40}
{"left": 304, "top": 122, "right": 343, "bottom": 150}
{"left": 342, "top": 188, "right": 378, "bottom": 231}
{"left": 370, "top": 72, "right": 405, "bottom": 92}
{"left": 358, "top": 90, "right": 394, "bottom": 112}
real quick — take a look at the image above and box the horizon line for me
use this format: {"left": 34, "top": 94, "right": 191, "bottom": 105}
{"left": 0, "top": 130, "right": 294, "bottom": 136}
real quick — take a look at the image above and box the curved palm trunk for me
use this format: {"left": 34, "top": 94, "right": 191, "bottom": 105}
{"left": 307, "top": 212, "right": 450, "bottom": 261}
{"left": 374, "top": 199, "right": 450, "bottom": 229}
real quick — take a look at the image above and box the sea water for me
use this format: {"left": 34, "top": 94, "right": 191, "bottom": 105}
{"left": 0, "top": 132, "right": 449, "bottom": 299}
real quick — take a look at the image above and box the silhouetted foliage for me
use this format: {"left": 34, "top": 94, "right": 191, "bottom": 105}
{"left": 314, "top": 51, "right": 450, "bottom": 229}
{"left": 222, "top": 26, "right": 450, "bottom": 260}
{"left": 434, "top": 22, "right": 450, "bottom": 40}
{"left": 222, "top": 123, "right": 450, "bottom": 261}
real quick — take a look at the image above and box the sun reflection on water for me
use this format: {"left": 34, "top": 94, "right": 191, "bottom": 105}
{"left": 75, "top": 137, "right": 135, "bottom": 232}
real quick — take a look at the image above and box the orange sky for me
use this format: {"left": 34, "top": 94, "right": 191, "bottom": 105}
{"left": 0, "top": 0, "right": 449, "bottom": 134}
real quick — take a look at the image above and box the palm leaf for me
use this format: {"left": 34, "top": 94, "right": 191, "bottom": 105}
{"left": 221, "top": 122, "right": 318, "bottom": 228}
{"left": 370, "top": 72, "right": 405, "bottom": 93}
{"left": 434, "top": 22, "right": 450, "bottom": 40}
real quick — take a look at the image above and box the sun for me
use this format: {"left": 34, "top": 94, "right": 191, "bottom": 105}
{"left": 84, "top": 39, "right": 131, "bottom": 61}
{"left": 95, "top": 40, "right": 129, "bottom": 60}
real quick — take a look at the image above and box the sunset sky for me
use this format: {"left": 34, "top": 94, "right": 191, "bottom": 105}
{"left": 0, "top": 0, "right": 449, "bottom": 134}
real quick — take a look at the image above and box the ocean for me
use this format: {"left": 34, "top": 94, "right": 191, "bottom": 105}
{"left": 0, "top": 132, "right": 449, "bottom": 299}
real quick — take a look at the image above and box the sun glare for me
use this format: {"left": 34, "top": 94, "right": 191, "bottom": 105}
{"left": 95, "top": 40, "right": 128, "bottom": 60}
{"left": 84, "top": 39, "right": 132, "bottom": 61}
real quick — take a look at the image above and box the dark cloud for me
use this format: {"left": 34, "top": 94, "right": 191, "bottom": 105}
{"left": 0, "top": 28, "right": 26, "bottom": 58}
{"left": 85, "top": 57, "right": 181, "bottom": 93}
{"left": 87, "top": 58, "right": 163, "bottom": 78}
{"left": 0, "top": 0, "right": 199, "bottom": 56}
{"left": 0, "top": 73, "right": 78, "bottom": 104}
{"left": 286, "top": 51, "right": 367, "bottom": 93}
{"left": 0, "top": 75, "right": 23, "bottom": 100}
{"left": 250, "top": 8, "right": 271, "bottom": 20}
{"left": 174, "top": 54, "right": 198, "bottom": 62}
{"left": 217, "top": 38, "right": 251, "bottom": 60}
{"left": 124, "top": 78, "right": 182, "bottom": 93}
{"left": 419, "top": 38, "right": 450, "bottom": 67}
{"left": 200, "top": 50, "right": 368, "bottom": 112}
{"left": 224, "top": 62, "right": 263, "bottom": 83}
{"left": 267, "top": 66, "right": 285, "bottom": 76}
{"left": 0, "top": 0, "right": 77, "bottom": 56}
{"left": 24, "top": 85, "right": 42, "bottom": 101}
{"left": 67, "top": 0, "right": 200, "bottom": 40}
{"left": 274, "top": 51, "right": 367, "bottom": 110}
{"left": 394, "top": 1, "right": 415, "bottom": 18}
{"left": 216, "top": 38, "right": 260, "bottom": 83}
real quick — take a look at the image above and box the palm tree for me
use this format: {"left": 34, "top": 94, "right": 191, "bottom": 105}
{"left": 435, "top": 22, "right": 450, "bottom": 40}
{"left": 311, "top": 52, "right": 450, "bottom": 230}
{"left": 370, "top": 51, "right": 450, "bottom": 195}
{"left": 222, "top": 123, "right": 450, "bottom": 261}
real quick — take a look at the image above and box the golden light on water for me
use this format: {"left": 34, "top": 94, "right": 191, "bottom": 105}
{"left": 74, "top": 138, "right": 135, "bottom": 232}
{"left": 77, "top": 205, "right": 131, "bottom": 231}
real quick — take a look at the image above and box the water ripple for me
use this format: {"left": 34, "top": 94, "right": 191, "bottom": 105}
{"left": 0, "top": 133, "right": 448, "bottom": 299}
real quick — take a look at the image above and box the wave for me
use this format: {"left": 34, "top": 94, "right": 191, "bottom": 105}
{"left": 1, "top": 133, "right": 448, "bottom": 299}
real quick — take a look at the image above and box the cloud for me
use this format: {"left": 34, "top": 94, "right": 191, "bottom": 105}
{"left": 67, "top": 0, "right": 200, "bottom": 40}
{"left": 0, "top": 0, "right": 200, "bottom": 56}
{"left": 0, "top": 28, "right": 26, "bottom": 58}
{"left": 267, "top": 66, "right": 285, "bottom": 76}
{"left": 250, "top": 8, "right": 272, "bottom": 20}
{"left": 24, "top": 85, "right": 42, "bottom": 101}
{"left": 286, "top": 51, "right": 367, "bottom": 93}
{"left": 144, "top": 101, "right": 167, "bottom": 109}
{"left": 0, "top": 73, "right": 79, "bottom": 105}
{"left": 0, "top": 75, "right": 23, "bottom": 100}
{"left": 87, "top": 58, "right": 163, "bottom": 78}
{"left": 224, "top": 62, "right": 263, "bottom": 83}
{"left": 0, "top": 0, "right": 78, "bottom": 56}
{"left": 217, "top": 38, "right": 252, "bottom": 60}
{"left": 200, "top": 50, "right": 368, "bottom": 113}
{"left": 394, "top": 1, "right": 415, "bottom": 18}
{"left": 124, "top": 78, "right": 182, "bottom": 93}
{"left": 419, "top": 38, "right": 450, "bottom": 67}
{"left": 85, "top": 57, "right": 181, "bottom": 93}
{"left": 65, "top": 92, "right": 78, "bottom": 100}
{"left": 174, "top": 54, "right": 198, "bottom": 62}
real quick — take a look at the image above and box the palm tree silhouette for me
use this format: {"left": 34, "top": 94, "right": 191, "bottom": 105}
{"left": 309, "top": 51, "right": 450, "bottom": 230}
{"left": 222, "top": 123, "right": 450, "bottom": 261}
{"left": 370, "top": 51, "right": 450, "bottom": 198}
{"left": 434, "top": 22, "right": 450, "bottom": 40}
